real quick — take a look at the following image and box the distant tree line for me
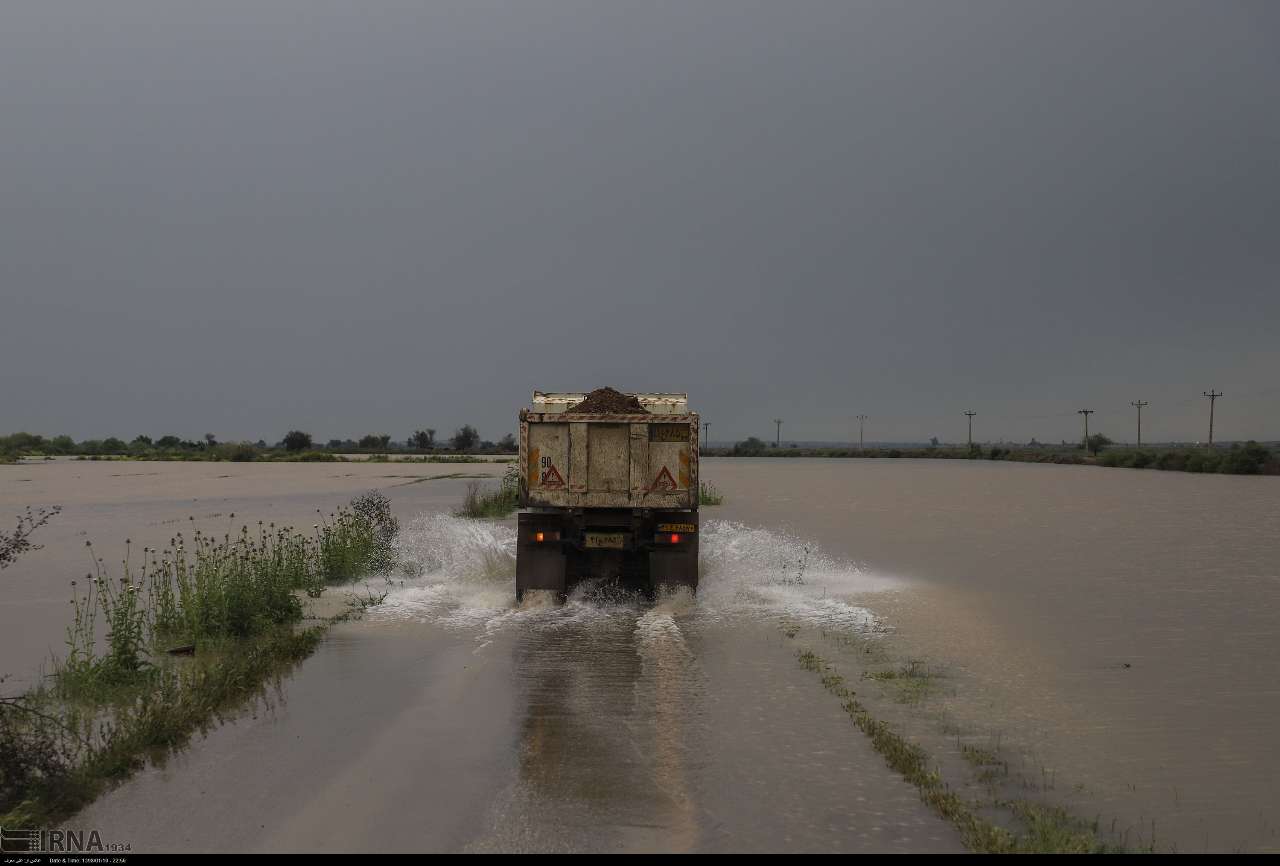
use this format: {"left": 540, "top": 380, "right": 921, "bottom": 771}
{"left": 712, "top": 436, "right": 1278, "bottom": 475}
{"left": 0, "top": 426, "right": 517, "bottom": 463}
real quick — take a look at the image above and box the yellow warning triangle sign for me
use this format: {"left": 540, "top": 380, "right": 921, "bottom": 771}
{"left": 540, "top": 465, "right": 565, "bottom": 487}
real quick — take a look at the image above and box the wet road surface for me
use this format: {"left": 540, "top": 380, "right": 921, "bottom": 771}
{"left": 77, "top": 613, "right": 960, "bottom": 852}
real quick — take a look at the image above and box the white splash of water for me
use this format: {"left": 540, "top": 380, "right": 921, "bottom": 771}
{"left": 695, "top": 519, "right": 894, "bottom": 631}
{"left": 372, "top": 513, "right": 633, "bottom": 633}
{"left": 371, "top": 512, "right": 517, "bottom": 628}
{"left": 635, "top": 586, "right": 698, "bottom": 655}
{"left": 370, "top": 513, "right": 894, "bottom": 636}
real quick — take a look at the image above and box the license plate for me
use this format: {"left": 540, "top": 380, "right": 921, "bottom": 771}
{"left": 585, "top": 532, "right": 625, "bottom": 549}
{"left": 657, "top": 523, "right": 696, "bottom": 534}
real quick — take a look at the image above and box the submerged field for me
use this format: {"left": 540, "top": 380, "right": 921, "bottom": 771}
{"left": 2, "top": 458, "right": 1278, "bottom": 852}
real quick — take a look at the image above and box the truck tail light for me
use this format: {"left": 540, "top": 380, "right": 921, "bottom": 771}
{"left": 533, "top": 530, "right": 559, "bottom": 543}
{"left": 670, "top": 533, "right": 681, "bottom": 544}
{"left": 655, "top": 532, "right": 682, "bottom": 544}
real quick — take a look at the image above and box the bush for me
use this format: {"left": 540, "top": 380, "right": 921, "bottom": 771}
{"left": 1185, "top": 451, "right": 1222, "bottom": 473}
{"left": 450, "top": 425, "right": 480, "bottom": 452}
{"left": 1221, "top": 441, "right": 1270, "bottom": 475}
{"left": 282, "top": 431, "right": 312, "bottom": 452}
{"left": 1, "top": 507, "right": 61, "bottom": 571}
{"left": 456, "top": 466, "right": 520, "bottom": 519}
{"left": 292, "top": 451, "right": 338, "bottom": 462}
{"left": 349, "top": 491, "right": 398, "bottom": 573}
{"left": 209, "top": 442, "right": 258, "bottom": 462}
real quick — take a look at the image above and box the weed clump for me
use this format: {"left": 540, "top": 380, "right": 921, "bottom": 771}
{"left": 2, "top": 627, "right": 324, "bottom": 826}
{"left": 59, "top": 501, "right": 383, "bottom": 691}
{"left": 350, "top": 491, "right": 398, "bottom": 574}
{"left": 0, "top": 492, "right": 398, "bottom": 825}
{"left": 794, "top": 646, "right": 1134, "bottom": 853}
{"left": 457, "top": 465, "right": 520, "bottom": 519}
{"left": 1, "top": 506, "right": 61, "bottom": 570}
{"left": 698, "top": 482, "right": 724, "bottom": 506}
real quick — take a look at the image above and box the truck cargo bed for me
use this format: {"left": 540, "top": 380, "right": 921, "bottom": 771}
{"left": 519, "top": 399, "right": 699, "bottom": 511}
{"left": 516, "top": 390, "right": 700, "bottom": 600}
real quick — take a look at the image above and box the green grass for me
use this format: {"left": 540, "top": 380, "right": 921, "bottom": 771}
{"left": 865, "top": 659, "right": 938, "bottom": 704}
{"left": 2, "top": 626, "right": 325, "bottom": 827}
{"left": 456, "top": 465, "right": 521, "bottom": 519}
{"left": 0, "top": 492, "right": 397, "bottom": 826}
{"left": 961, "top": 743, "right": 1004, "bottom": 769}
{"left": 698, "top": 481, "right": 724, "bottom": 505}
{"left": 795, "top": 647, "right": 1136, "bottom": 853}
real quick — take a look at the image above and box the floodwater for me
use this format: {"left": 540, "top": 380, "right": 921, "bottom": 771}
{"left": 4, "top": 458, "right": 1279, "bottom": 852}
{"left": 0, "top": 459, "right": 510, "bottom": 686}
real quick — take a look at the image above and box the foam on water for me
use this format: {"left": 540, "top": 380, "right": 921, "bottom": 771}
{"left": 370, "top": 514, "right": 895, "bottom": 637}
{"left": 697, "top": 519, "right": 896, "bottom": 630}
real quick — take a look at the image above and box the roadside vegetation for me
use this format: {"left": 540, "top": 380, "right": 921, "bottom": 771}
{"left": 0, "top": 428, "right": 518, "bottom": 463}
{"left": 0, "top": 506, "right": 61, "bottom": 570}
{"left": 456, "top": 465, "right": 521, "bottom": 519}
{"left": 698, "top": 482, "right": 724, "bottom": 506}
{"left": 794, "top": 646, "right": 1142, "bottom": 852}
{"left": 365, "top": 454, "right": 506, "bottom": 465}
{"left": 0, "top": 492, "right": 398, "bottom": 827}
{"left": 712, "top": 437, "right": 1279, "bottom": 476}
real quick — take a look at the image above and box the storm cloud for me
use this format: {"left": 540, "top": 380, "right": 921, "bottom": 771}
{"left": 2, "top": 1, "right": 1277, "bottom": 444}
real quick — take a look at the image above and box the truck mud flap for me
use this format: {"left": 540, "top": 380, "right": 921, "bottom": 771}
{"left": 516, "top": 513, "right": 566, "bottom": 600}
{"left": 649, "top": 542, "right": 699, "bottom": 593}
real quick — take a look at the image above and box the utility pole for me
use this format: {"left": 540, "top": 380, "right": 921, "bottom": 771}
{"left": 1078, "top": 409, "right": 1095, "bottom": 453}
{"left": 773, "top": 418, "right": 782, "bottom": 448}
{"left": 964, "top": 411, "right": 976, "bottom": 447}
{"left": 703, "top": 421, "right": 710, "bottom": 450}
{"left": 856, "top": 414, "right": 868, "bottom": 452}
{"left": 1130, "top": 400, "right": 1148, "bottom": 446}
{"left": 1203, "top": 390, "right": 1223, "bottom": 447}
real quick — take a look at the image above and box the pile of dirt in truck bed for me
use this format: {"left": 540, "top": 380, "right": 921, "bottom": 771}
{"left": 567, "top": 387, "right": 648, "bottom": 414}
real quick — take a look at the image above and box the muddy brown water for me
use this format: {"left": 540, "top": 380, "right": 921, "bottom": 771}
{"left": 3, "top": 458, "right": 1279, "bottom": 852}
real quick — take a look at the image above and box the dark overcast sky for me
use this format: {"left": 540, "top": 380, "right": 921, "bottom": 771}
{"left": 2, "top": 1, "right": 1277, "bottom": 445}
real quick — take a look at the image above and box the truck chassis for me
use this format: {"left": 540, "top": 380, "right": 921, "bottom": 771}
{"left": 515, "top": 391, "right": 700, "bottom": 602}
{"left": 515, "top": 508, "right": 699, "bottom": 601}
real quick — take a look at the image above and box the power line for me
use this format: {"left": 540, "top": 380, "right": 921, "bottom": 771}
{"left": 1203, "top": 390, "right": 1223, "bottom": 447}
{"left": 1130, "top": 400, "right": 1148, "bottom": 446}
{"left": 1077, "top": 409, "right": 1095, "bottom": 453}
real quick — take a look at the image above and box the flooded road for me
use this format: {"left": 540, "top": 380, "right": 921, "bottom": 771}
{"left": 70, "top": 512, "right": 958, "bottom": 852}
{"left": 5, "top": 457, "right": 1280, "bottom": 851}
{"left": 709, "top": 458, "right": 1280, "bottom": 853}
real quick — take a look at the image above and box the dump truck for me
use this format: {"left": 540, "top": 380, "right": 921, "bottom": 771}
{"left": 516, "top": 389, "right": 700, "bottom": 601}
